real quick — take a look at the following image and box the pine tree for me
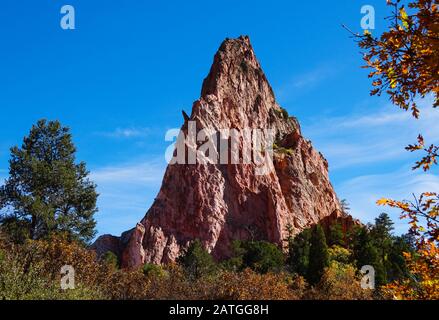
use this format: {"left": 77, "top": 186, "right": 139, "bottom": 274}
{"left": 241, "top": 241, "right": 285, "bottom": 274}
{"left": 178, "top": 239, "right": 217, "bottom": 279}
{"left": 224, "top": 240, "right": 285, "bottom": 274}
{"left": 340, "top": 199, "right": 351, "bottom": 215}
{"left": 371, "top": 213, "right": 394, "bottom": 258}
{"left": 307, "top": 225, "right": 329, "bottom": 285}
{"left": 288, "top": 228, "right": 311, "bottom": 277}
{"left": 370, "top": 213, "right": 394, "bottom": 284}
{"left": 0, "top": 120, "right": 97, "bottom": 244}
{"left": 388, "top": 234, "right": 415, "bottom": 281}
{"left": 328, "top": 222, "right": 345, "bottom": 247}
{"left": 353, "top": 227, "right": 386, "bottom": 287}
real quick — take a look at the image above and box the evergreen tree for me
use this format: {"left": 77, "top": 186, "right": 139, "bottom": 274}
{"left": 371, "top": 213, "right": 394, "bottom": 260}
{"left": 287, "top": 228, "right": 311, "bottom": 277}
{"left": 346, "top": 224, "right": 363, "bottom": 252}
{"left": 240, "top": 241, "right": 285, "bottom": 274}
{"left": 328, "top": 222, "right": 345, "bottom": 247}
{"left": 0, "top": 120, "right": 97, "bottom": 244}
{"left": 223, "top": 240, "right": 285, "bottom": 274}
{"left": 307, "top": 225, "right": 329, "bottom": 285}
{"left": 340, "top": 199, "right": 351, "bottom": 215}
{"left": 370, "top": 213, "right": 394, "bottom": 283}
{"left": 353, "top": 227, "right": 386, "bottom": 287}
{"left": 220, "top": 240, "right": 245, "bottom": 272}
{"left": 178, "top": 239, "right": 216, "bottom": 279}
{"left": 388, "top": 234, "right": 415, "bottom": 281}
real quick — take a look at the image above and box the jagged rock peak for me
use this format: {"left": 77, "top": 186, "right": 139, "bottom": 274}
{"left": 93, "top": 36, "right": 347, "bottom": 268}
{"left": 201, "top": 35, "right": 275, "bottom": 103}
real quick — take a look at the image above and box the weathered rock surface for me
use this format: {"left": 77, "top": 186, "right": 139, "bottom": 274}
{"left": 91, "top": 234, "right": 122, "bottom": 258}
{"left": 94, "top": 36, "right": 347, "bottom": 268}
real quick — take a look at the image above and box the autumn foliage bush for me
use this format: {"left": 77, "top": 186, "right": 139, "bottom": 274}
{"left": 215, "top": 269, "right": 305, "bottom": 300}
{"left": 382, "top": 242, "right": 439, "bottom": 300}
{"left": 307, "top": 262, "right": 373, "bottom": 300}
{"left": 140, "top": 266, "right": 306, "bottom": 300}
{"left": 0, "top": 234, "right": 319, "bottom": 300}
{"left": 0, "top": 234, "right": 104, "bottom": 299}
{"left": 0, "top": 231, "right": 410, "bottom": 300}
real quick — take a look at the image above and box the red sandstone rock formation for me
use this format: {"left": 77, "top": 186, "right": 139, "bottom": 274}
{"left": 95, "top": 36, "right": 347, "bottom": 268}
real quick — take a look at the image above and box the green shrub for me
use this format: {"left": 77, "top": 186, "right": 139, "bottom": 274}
{"left": 277, "top": 147, "right": 294, "bottom": 156}
{"left": 328, "top": 245, "right": 352, "bottom": 265}
{"left": 280, "top": 107, "right": 289, "bottom": 119}
{"left": 103, "top": 251, "right": 119, "bottom": 270}
{"left": 272, "top": 143, "right": 293, "bottom": 156}
{"left": 273, "top": 107, "right": 289, "bottom": 120}
{"left": 143, "top": 263, "right": 167, "bottom": 278}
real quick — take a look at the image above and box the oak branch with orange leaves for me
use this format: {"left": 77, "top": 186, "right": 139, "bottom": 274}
{"left": 348, "top": 0, "right": 438, "bottom": 299}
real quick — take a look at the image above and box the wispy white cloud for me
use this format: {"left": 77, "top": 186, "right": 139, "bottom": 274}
{"left": 321, "top": 141, "right": 404, "bottom": 169}
{"left": 304, "top": 96, "right": 439, "bottom": 170}
{"left": 302, "top": 95, "right": 439, "bottom": 234}
{"left": 290, "top": 66, "right": 335, "bottom": 89}
{"left": 96, "top": 127, "right": 151, "bottom": 139}
{"left": 337, "top": 167, "right": 439, "bottom": 234}
{"left": 90, "top": 159, "right": 165, "bottom": 186}
{"left": 90, "top": 157, "right": 167, "bottom": 235}
{"left": 276, "top": 64, "right": 338, "bottom": 102}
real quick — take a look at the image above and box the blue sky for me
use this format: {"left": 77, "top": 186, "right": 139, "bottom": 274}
{"left": 1, "top": 0, "right": 437, "bottom": 237}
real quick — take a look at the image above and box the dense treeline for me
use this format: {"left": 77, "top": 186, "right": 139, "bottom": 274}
{"left": 289, "top": 215, "right": 416, "bottom": 289}
{"left": 0, "top": 213, "right": 414, "bottom": 300}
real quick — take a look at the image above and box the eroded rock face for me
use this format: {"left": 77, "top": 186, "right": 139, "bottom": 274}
{"left": 91, "top": 234, "right": 122, "bottom": 258}
{"left": 114, "top": 36, "right": 344, "bottom": 268}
